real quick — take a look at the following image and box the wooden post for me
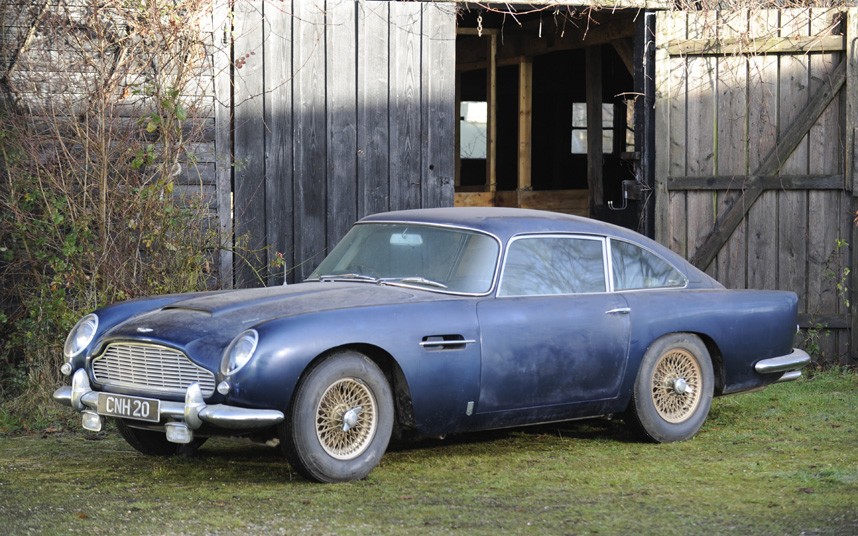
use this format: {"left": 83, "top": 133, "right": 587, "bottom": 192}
{"left": 517, "top": 57, "right": 533, "bottom": 194}
{"left": 486, "top": 32, "right": 497, "bottom": 192}
{"left": 586, "top": 45, "right": 604, "bottom": 213}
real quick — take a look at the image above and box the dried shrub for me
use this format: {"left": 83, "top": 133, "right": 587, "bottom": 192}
{"left": 0, "top": 0, "right": 220, "bottom": 428}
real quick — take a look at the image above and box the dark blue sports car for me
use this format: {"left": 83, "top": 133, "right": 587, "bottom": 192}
{"left": 55, "top": 208, "right": 809, "bottom": 482}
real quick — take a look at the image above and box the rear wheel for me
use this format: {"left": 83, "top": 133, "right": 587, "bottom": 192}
{"left": 283, "top": 351, "right": 393, "bottom": 483}
{"left": 626, "top": 333, "right": 714, "bottom": 443}
{"left": 116, "top": 420, "right": 207, "bottom": 456}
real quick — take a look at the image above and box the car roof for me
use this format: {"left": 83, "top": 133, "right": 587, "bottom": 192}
{"left": 363, "top": 207, "right": 644, "bottom": 245}
{"left": 360, "top": 207, "right": 718, "bottom": 288}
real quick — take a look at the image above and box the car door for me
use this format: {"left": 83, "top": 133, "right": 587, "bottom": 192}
{"left": 475, "top": 234, "right": 631, "bottom": 415}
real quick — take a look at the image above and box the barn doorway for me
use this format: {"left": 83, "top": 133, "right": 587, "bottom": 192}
{"left": 454, "top": 7, "right": 651, "bottom": 230}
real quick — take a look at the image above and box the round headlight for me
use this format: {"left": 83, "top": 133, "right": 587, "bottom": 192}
{"left": 64, "top": 314, "right": 99, "bottom": 358}
{"left": 221, "top": 329, "right": 258, "bottom": 375}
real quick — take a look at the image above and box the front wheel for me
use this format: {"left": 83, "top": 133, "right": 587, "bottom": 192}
{"left": 283, "top": 351, "right": 394, "bottom": 483}
{"left": 626, "top": 333, "right": 714, "bottom": 443}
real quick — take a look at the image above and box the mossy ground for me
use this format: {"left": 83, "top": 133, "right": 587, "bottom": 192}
{"left": 1, "top": 370, "right": 856, "bottom": 535}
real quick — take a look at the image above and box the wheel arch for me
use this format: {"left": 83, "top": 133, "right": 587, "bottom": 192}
{"left": 689, "top": 332, "right": 725, "bottom": 396}
{"left": 638, "top": 331, "right": 725, "bottom": 397}
{"left": 291, "top": 343, "right": 417, "bottom": 436}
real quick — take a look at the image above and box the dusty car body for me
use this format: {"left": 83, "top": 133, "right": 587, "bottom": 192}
{"left": 55, "top": 208, "right": 809, "bottom": 482}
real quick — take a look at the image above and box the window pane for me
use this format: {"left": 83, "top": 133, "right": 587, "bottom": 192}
{"left": 602, "top": 130, "right": 614, "bottom": 153}
{"left": 572, "top": 103, "right": 587, "bottom": 128}
{"left": 499, "top": 237, "right": 606, "bottom": 296}
{"left": 611, "top": 240, "right": 687, "bottom": 290}
{"left": 571, "top": 129, "right": 587, "bottom": 154}
{"left": 601, "top": 103, "right": 614, "bottom": 128}
{"left": 460, "top": 101, "right": 487, "bottom": 159}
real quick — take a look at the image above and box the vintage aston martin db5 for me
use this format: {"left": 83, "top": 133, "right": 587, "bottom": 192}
{"left": 55, "top": 208, "right": 809, "bottom": 482}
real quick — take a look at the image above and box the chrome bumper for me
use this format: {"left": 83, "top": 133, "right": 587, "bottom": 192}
{"left": 755, "top": 348, "right": 811, "bottom": 382}
{"left": 54, "top": 369, "right": 284, "bottom": 441}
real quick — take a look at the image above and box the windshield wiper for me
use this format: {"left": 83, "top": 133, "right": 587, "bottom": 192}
{"left": 318, "top": 273, "right": 380, "bottom": 283}
{"left": 383, "top": 277, "right": 448, "bottom": 289}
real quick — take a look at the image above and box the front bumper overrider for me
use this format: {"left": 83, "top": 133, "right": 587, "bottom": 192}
{"left": 755, "top": 348, "right": 811, "bottom": 382}
{"left": 54, "top": 369, "right": 284, "bottom": 443}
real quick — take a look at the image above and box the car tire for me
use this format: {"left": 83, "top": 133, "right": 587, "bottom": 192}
{"left": 116, "top": 420, "right": 207, "bottom": 456}
{"left": 626, "top": 333, "right": 714, "bottom": 443}
{"left": 283, "top": 351, "right": 394, "bottom": 483}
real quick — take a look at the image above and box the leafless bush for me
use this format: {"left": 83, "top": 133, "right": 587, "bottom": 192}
{"left": 0, "top": 0, "right": 220, "bottom": 426}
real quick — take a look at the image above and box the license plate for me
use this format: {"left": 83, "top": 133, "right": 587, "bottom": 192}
{"left": 97, "top": 393, "right": 160, "bottom": 423}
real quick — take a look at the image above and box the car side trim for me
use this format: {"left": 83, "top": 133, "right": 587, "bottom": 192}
{"left": 755, "top": 349, "right": 811, "bottom": 375}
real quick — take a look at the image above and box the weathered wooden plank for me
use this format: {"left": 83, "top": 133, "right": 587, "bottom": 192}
{"left": 665, "top": 12, "right": 689, "bottom": 257}
{"left": 232, "top": 0, "right": 266, "bottom": 288}
{"left": 848, "top": 8, "right": 858, "bottom": 358}
{"left": 517, "top": 57, "right": 533, "bottom": 192}
{"left": 849, "top": 8, "right": 858, "bottom": 195}
{"left": 654, "top": 10, "right": 679, "bottom": 249}
{"left": 807, "top": 8, "right": 846, "bottom": 361}
{"left": 666, "top": 35, "right": 844, "bottom": 57}
{"left": 685, "top": 11, "right": 717, "bottom": 277}
{"left": 777, "top": 9, "right": 810, "bottom": 310}
{"left": 212, "top": 1, "right": 232, "bottom": 288}
{"left": 389, "top": 2, "right": 422, "bottom": 210}
{"left": 746, "top": 10, "right": 781, "bottom": 292}
{"left": 714, "top": 10, "right": 748, "bottom": 288}
{"left": 264, "top": 0, "right": 293, "bottom": 285}
{"left": 293, "top": 0, "right": 328, "bottom": 280}
{"left": 421, "top": 2, "right": 456, "bottom": 209}
{"left": 327, "top": 0, "right": 358, "bottom": 253}
{"left": 357, "top": 0, "right": 390, "bottom": 217}
{"left": 667, "top": 174, "right": 844, "bottom": 191}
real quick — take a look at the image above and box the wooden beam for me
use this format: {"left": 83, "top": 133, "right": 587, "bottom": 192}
{"left": 798, "top": 313, "right": 850, "bottom": 330}
{"left": 517, "top": 57, "right": 533, "bottom": 191}
{"left": 666, "top": 35, "right": 845, "bottom": 56}
{"left": 586, "top": 46, "right": 603, "bottom": 211}
{"left": 667, "top": 174, "right": 845, "bottom": 191}
{"left": 487, "top": 32, "right": 497, "bottom": 192}
{"left": 456, "top": 14, "right": 635, "bottom": 68}
{"left": 689, "top": 58, "right": 847, "bottom": 270}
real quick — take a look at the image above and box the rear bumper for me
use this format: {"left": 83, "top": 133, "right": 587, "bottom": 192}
{"left": 54, "top": 369, "right": 284, "bottom": 438}
{"left": 755, "top": 348, "right": 811, "bottom": 382}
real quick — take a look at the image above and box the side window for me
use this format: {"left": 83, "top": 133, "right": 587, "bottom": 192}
{"left": 611, "top": 240, "right": 687, "bottom": 290}
{"left": 499, "top": 236, "right": 606, "bottom": 296}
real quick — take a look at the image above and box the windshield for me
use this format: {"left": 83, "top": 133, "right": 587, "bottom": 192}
{"left": 308, "top": 223, "right": 499, "bottom": 294}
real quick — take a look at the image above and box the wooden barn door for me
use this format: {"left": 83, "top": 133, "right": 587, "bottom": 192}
{"left": 654, "top": 8, "right": 857, "bottom": 363}
{"left": 213, "top": 0, "right": 456, "bottom": 288}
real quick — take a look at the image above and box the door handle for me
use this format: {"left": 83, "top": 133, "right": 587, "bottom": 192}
{"left": 605, "top": 307, "right": 630, "bottom": 315}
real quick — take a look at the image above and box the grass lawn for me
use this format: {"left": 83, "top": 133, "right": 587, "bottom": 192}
{"left": 1, "top": 370, "right": 856, "bottom": 535}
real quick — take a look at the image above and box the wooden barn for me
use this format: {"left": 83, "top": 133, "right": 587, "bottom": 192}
{"left": 3, "top": 1, "right": 857, "bottom": 363}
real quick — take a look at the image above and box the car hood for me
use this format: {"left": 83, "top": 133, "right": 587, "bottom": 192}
{"left": 97, "top": 282, "right": 448, "bottom": 365}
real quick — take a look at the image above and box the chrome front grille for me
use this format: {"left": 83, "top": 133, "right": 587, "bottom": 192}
{"left": 92, "top": 342, "right": 216, "bottom": 397}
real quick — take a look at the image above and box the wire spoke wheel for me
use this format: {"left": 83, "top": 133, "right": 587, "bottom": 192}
{"left": 627, "top": 333, "right": 714, "bottom": 443}
{"left": 651, "top": 348, "right": 703, "bottom": 423}
{"left": 315, "top": 377, "right": 378, "bottom": 460}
